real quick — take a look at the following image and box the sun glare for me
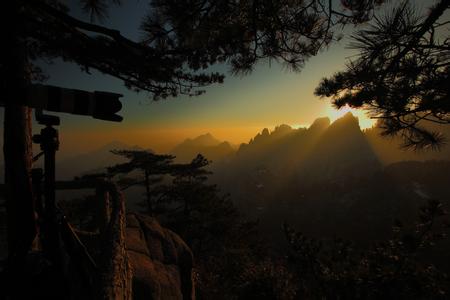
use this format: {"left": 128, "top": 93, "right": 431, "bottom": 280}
{"left": 291, "top": 124, "right": 310, "bottom": 129}
{"left": 326, "top": 105, "right": 375, "bottom": 130}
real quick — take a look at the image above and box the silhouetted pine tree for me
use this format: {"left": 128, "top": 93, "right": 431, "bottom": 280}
{"left": 167, "top": 154, "right": 213, "bottom": 216}
{"left": 107, "top": 150, "right": 174, "bottom": 214}
{"left": 315, "top": 0, "right": 450, "bottom": 150}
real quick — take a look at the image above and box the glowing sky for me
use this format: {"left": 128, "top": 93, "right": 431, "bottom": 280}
{"left": 1, "top": 0, "right": 443, "bottom": 157}
{"left": 40, "top": 43, "right": 367, "bottom": 156}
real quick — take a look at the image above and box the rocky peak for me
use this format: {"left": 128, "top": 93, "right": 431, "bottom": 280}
{"left": 308, "top": 117, "right": 331, "bottom": 133}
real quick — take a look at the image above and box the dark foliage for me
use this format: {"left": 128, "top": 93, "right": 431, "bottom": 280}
{"left": 64, "top": 146, "right": 450, "bottom": 299}
{"left": 284, "top": 199, "right": 450, "bottom": 299}
{"left": 20, "top": 0, "right": 385, "bottom": 99}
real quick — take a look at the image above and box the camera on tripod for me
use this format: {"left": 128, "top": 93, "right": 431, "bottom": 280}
{"left": 1, "top": 84, "right": 124, "bottom": 122}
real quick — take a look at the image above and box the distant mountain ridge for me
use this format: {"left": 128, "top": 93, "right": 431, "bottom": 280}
{"left": 228, "top": 112, "right": 450, "bottom": 177}
{"left": 220, "top": 112, "right": 380, "bottom": 186}
{"left": 171, "top": 133, "right": 235, "bottom": 163}
{"left": 4, "top": 113, "right": 450, "bottom": 182}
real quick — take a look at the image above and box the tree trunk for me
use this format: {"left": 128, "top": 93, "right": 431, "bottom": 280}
{"left": 3, "top": 0, "right": 36, "bottom": 261}
{"left": 4, "top": 106, "right": 35, "bottom": 258}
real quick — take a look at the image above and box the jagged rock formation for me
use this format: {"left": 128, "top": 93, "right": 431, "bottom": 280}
{"left": 300, "top": 112, "right": 381, "bottom": 182}
{"left": 233, "top": 118, "right": 330, "bottom": 172}
{"left": 125, "top": 213, "right": 195, "bottom": 300}
{"left": 224, "top": 113, "right": 380, "bottom": 184}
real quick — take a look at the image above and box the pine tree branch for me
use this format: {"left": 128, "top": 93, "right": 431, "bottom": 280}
{"left": 382, "top": 0, "right": 450, "bottom": 76}
{"left": 27, "top": 0, "right": 143, "bottom": 50}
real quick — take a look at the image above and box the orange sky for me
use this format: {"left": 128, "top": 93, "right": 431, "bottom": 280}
{"left": 59, "top": 106, "right": 375, "bottom": 157}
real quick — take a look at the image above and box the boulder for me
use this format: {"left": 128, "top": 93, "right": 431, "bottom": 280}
{"left": 125, "top": 213, "right": 195, "bottom": 300}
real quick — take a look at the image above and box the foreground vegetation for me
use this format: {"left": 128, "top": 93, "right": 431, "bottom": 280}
{"left": 60, "top": 149, "right": 450, "bottom": 299}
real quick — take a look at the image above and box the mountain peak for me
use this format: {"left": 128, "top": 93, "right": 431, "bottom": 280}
{"left": 309, "top": 117, "right": 331, "bottom": 132}
{"left": 273, "top": 124, "right": 293, "bottom": 136}
{"left": 199, "top": 132, "right": 213, "bottom": 139}
{"left": 330, "top": 112, "right": 360, "bottom": 130}
{"left": 191, "top": 133, "right": 221, "bottom": 146}
{"left": 342, "top": 111, "right": 357, "bottom": 120}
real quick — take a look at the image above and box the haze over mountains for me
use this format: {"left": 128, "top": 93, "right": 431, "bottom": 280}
{"left": 7, "top": 112, "right": 449, "bottom": 183}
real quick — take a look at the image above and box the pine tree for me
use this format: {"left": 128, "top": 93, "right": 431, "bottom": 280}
{"left": 108, "top": 150, "right": 174, "bottom": 214}
{"left": 168, "top": 154, "right": 213, "bottom": 216}
{"left": 315, "top": 0, "right": 450, "bottom": 150}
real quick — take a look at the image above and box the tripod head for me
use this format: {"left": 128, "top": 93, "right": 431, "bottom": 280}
{"left": 33, "top": 109, "right": 59, "bottom": 152}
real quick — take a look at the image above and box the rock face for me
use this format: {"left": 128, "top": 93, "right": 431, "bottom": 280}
{"left": 125, "top": 213, "right": 195, "bottom": 300}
